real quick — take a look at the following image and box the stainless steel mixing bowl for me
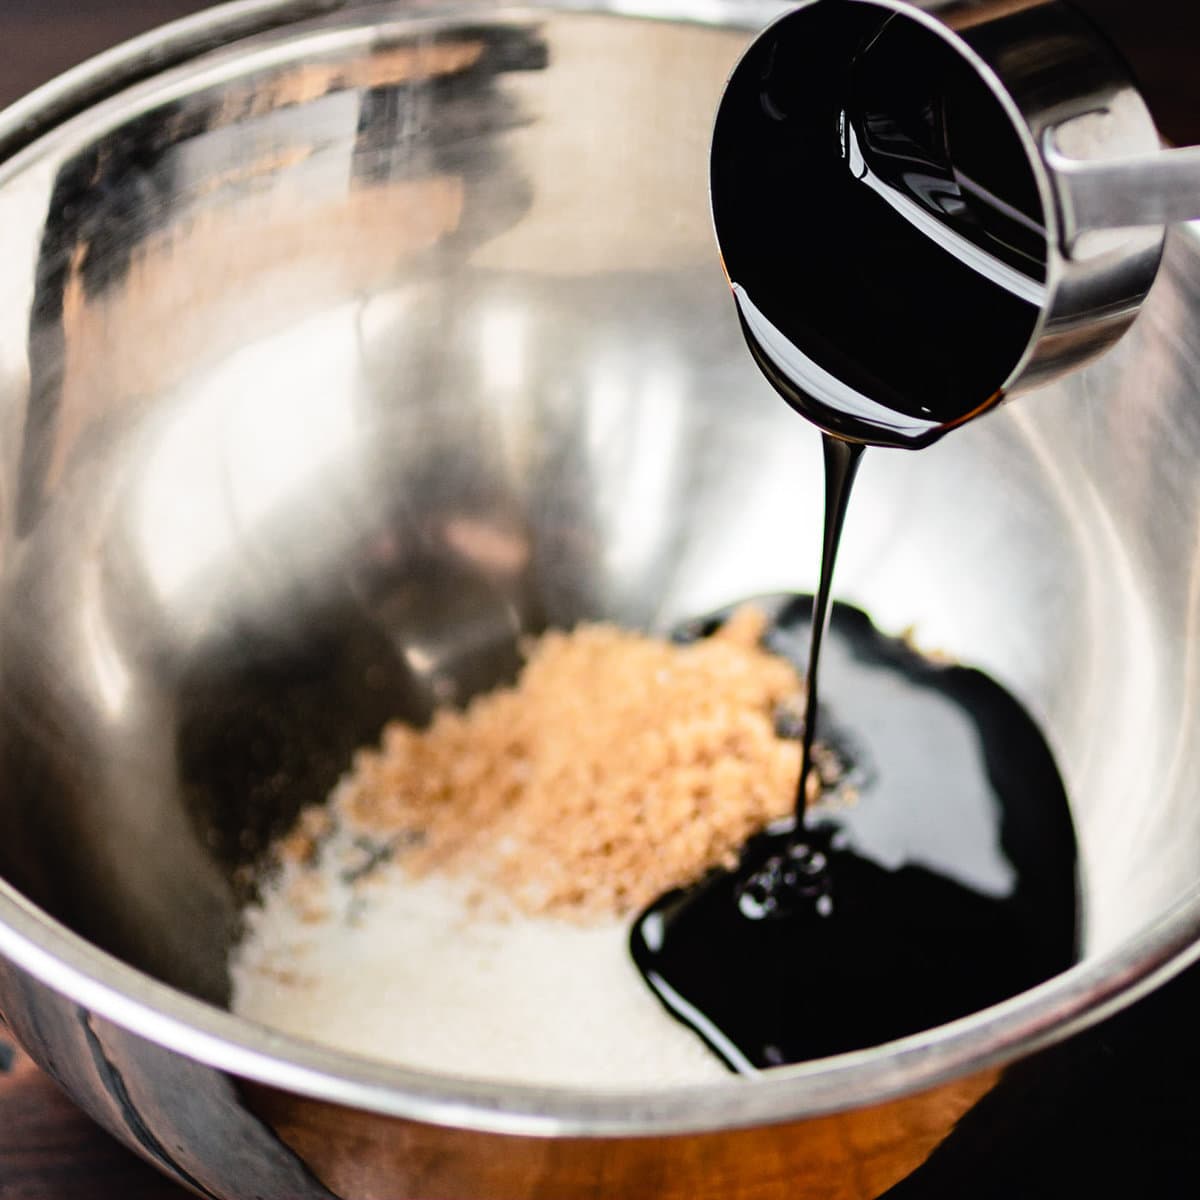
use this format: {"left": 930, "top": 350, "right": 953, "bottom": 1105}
{"left": 2, "top": 1, "right": 1200, "bottom": 1197}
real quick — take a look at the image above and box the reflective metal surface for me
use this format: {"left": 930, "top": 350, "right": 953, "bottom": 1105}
{"left": 0, "top": 1, "right": 1198, "bottom": 1196}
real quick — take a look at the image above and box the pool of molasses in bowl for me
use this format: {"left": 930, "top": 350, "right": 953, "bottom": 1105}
{"left": 1, "top": 2, "right": 1200, "bottom": 1198}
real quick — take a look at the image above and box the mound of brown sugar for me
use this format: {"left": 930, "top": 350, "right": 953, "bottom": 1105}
{"left": 281, "top": 606, "right": 825, "bottom": 921}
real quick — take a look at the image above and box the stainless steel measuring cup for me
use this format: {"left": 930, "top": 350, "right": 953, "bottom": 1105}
{"left": 712, "top": 0, "right": 1200, "bottom": 421}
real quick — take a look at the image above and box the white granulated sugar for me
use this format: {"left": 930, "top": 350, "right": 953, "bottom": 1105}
{"left": 230, "top": 840, "right": 727, "bottom": 1088}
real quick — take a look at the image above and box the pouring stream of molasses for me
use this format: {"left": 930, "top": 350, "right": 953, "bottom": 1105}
{"left": 794, "top": 434, "right": 863, "bottom": 825}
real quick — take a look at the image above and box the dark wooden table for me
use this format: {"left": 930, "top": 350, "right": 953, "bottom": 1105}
{"left": 0, "top": 1038, "right": 183, "bottom": 1199}
{"left": 0, "top": 9, "right": 208, "bottom": 1195}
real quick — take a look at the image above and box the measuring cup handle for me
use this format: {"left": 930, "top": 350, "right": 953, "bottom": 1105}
{"left": 1046, "top": 137, "right": 1200, "bottom": 245}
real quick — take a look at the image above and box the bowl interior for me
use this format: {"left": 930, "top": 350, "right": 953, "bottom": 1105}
{"left": 0, "top": 2, "right": 1198, "bottom": 1056}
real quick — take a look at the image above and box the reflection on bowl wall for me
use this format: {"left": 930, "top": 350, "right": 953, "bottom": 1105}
{"left": 1, "top": 2, "right": 1200, "bottom": 1198}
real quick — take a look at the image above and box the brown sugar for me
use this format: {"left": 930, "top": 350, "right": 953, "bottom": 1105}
{"left": 283, "top": 605, "right": 823, "bottom": 921}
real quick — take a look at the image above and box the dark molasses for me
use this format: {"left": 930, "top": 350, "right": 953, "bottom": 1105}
{"left": 631, "top": 596, "right": 1078, "bottom": 1071}
{"left": 633, "top": 0, "right": 1077, "bottom": 1073}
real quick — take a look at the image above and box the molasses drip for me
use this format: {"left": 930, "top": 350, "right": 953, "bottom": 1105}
{"left": 794, "top": 436, "right": 863, "bottom": 824}
{"left": 631, "top": 597, "right": 1078, "bottom": 1071}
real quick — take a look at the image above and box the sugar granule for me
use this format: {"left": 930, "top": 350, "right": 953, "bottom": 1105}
{"left": 288, "top": 605, "right": 807, "bottom": 919}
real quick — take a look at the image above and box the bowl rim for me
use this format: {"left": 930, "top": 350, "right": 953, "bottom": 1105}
{"left": 1, "top": 0, "right": 1199, "bottom": 1139}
